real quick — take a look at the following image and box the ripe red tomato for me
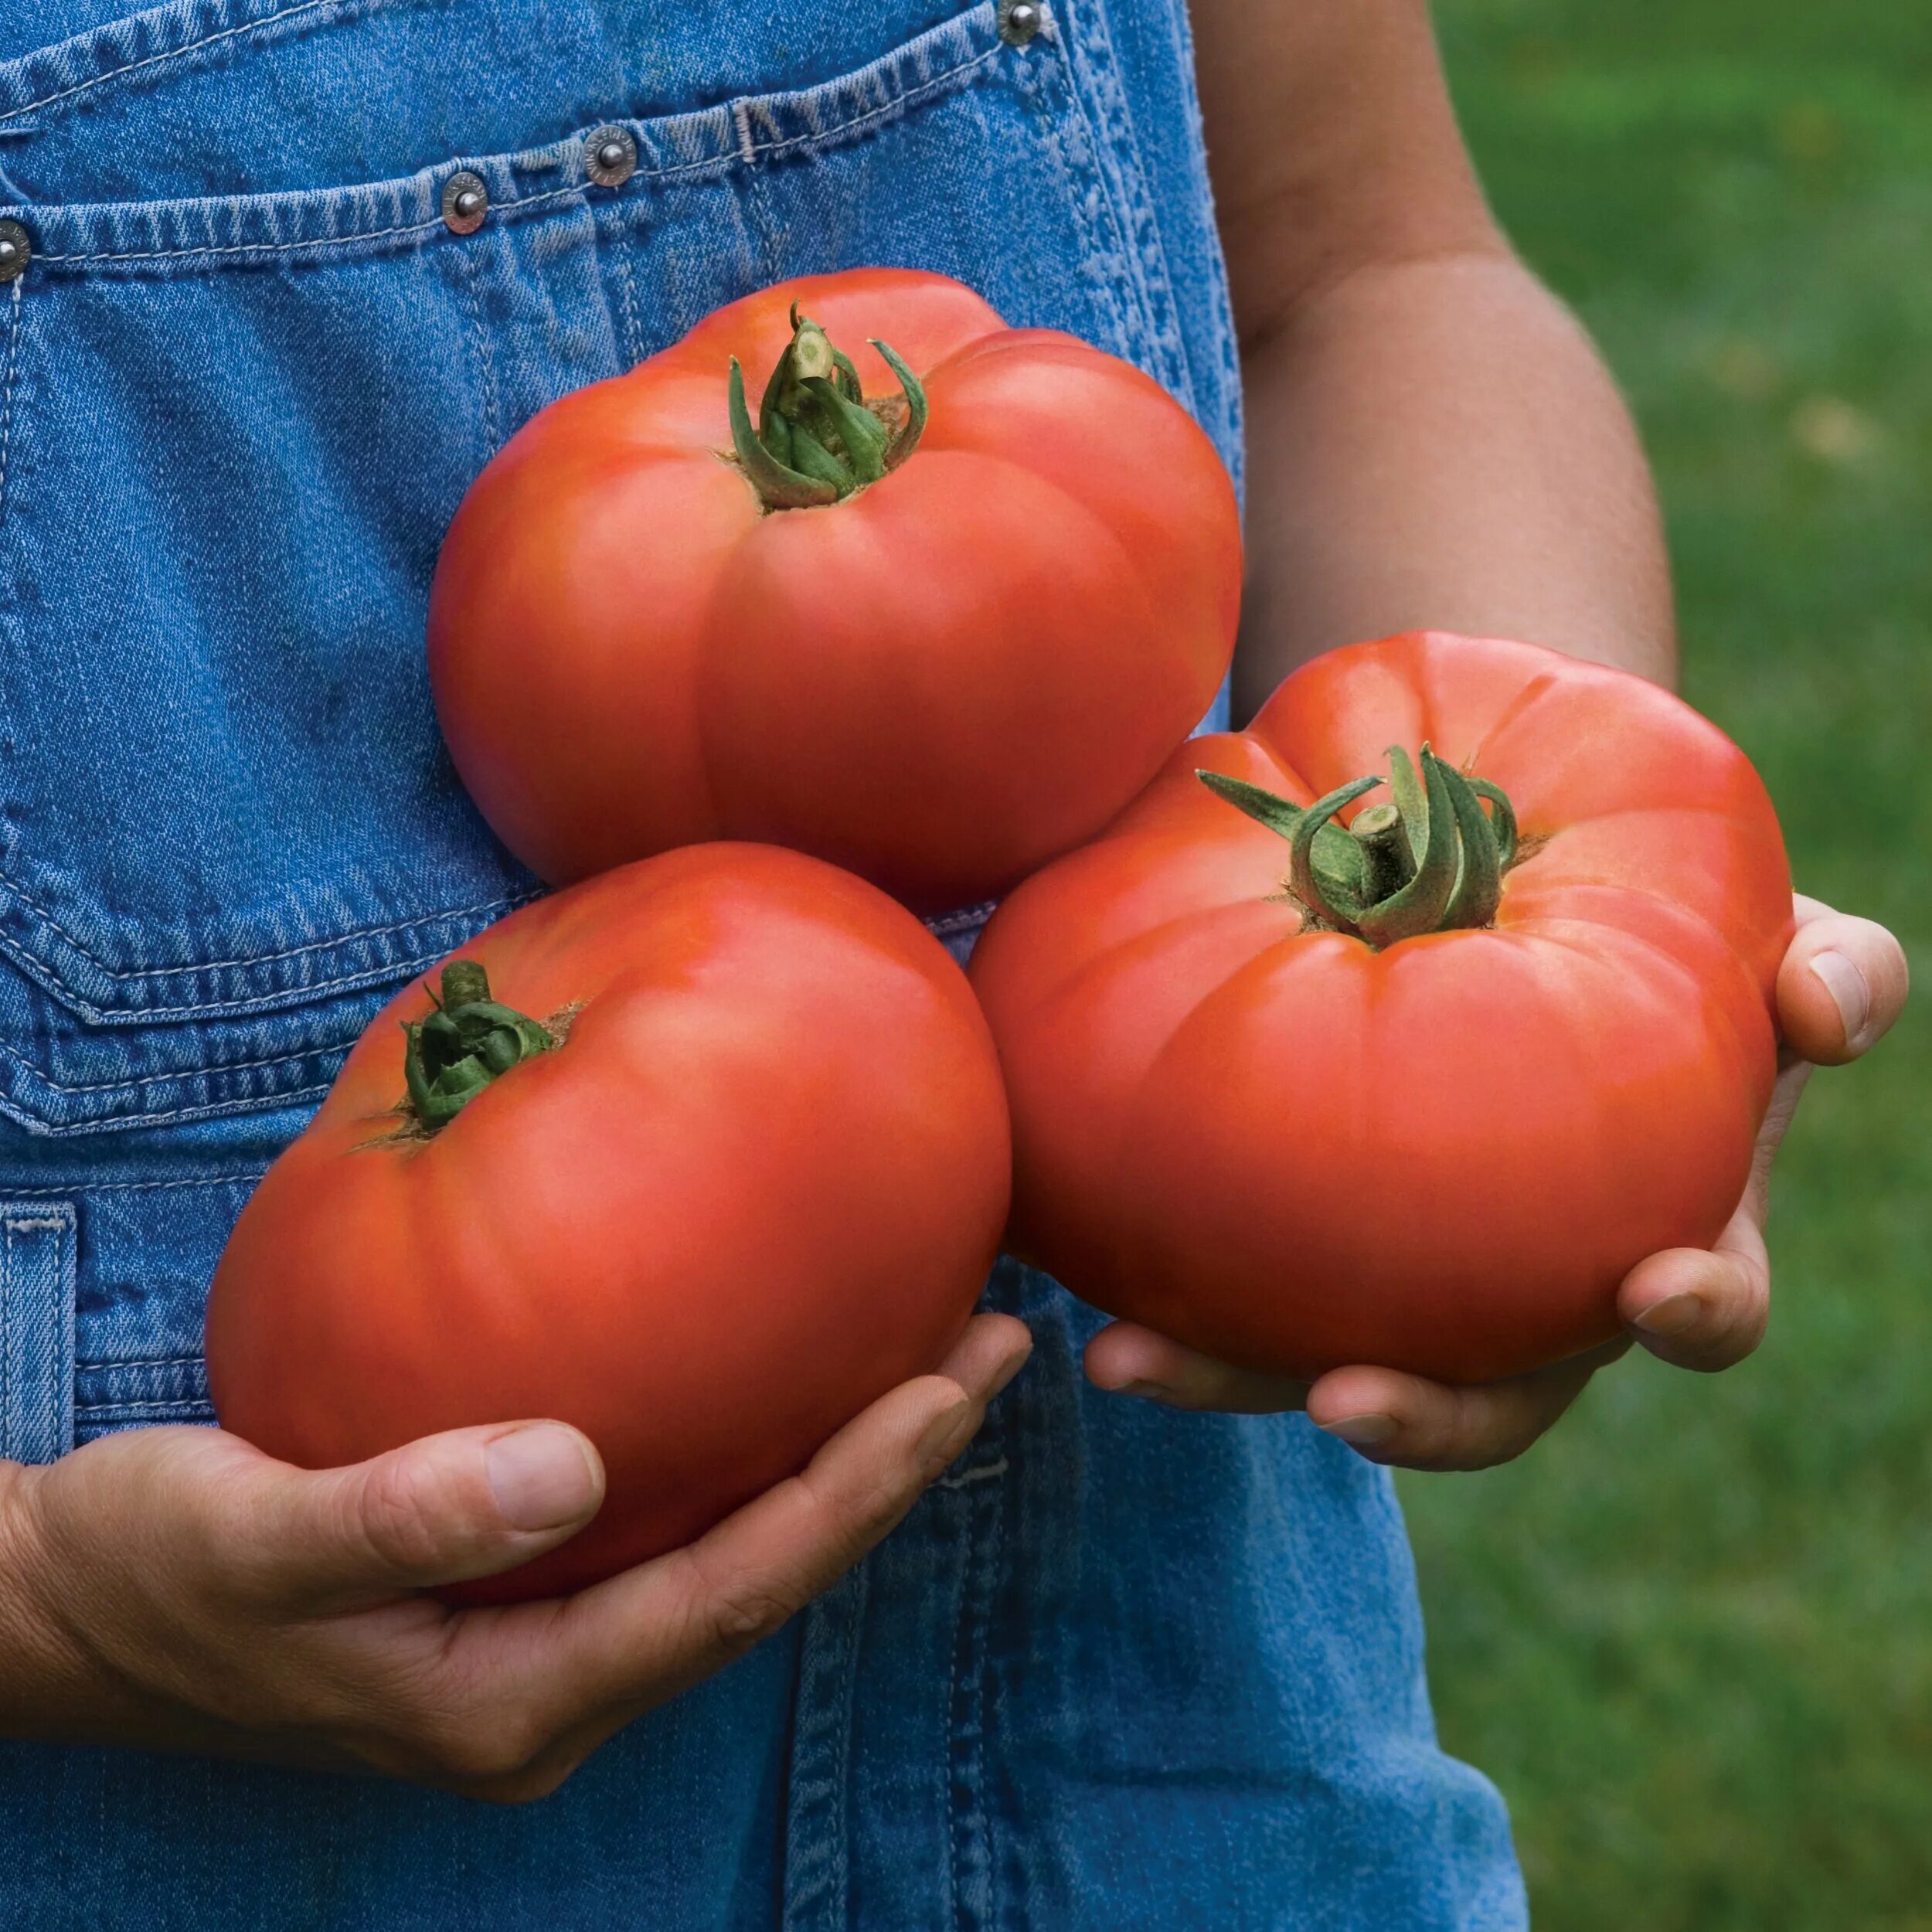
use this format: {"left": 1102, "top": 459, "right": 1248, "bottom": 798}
{"left": 968, "top": 633, "right": 1794, "bottom": 1384}
{"left": 428, "top": 269, "right": 1240, "bottom": 915}
{"left": 205, "top": 845, "right": 1011, "bottom": 1604}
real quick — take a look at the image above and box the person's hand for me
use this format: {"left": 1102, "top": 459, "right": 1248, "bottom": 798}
{"left": 1086, "top": 895, "right": 1907, "bottom": 1469}
{"left": 0, "top": 1313, "right": 1030, "bottom": 1801}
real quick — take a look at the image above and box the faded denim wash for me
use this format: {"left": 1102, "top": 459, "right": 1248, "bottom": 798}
{"left": 0, "top": 0, "right": 1526, "bottom": 1923}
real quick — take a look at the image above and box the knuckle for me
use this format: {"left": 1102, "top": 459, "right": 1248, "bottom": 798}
{"left": 354, "top": 1457, "right": 458, "bottom": 1577}
{"left": 416, "top": 1706, "right": 548, "bottom": 1787}
{"left": 699, "top": 1579, "right": 804, "bottom": 1658}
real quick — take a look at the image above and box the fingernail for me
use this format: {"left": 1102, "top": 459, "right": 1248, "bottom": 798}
{"left": 985, "top": 1342, "right": 1033, "bottom": 1403}
{"left": 1632, "top": 1291, "right": 1703, "bottom": 1338}
{"left": 917, "top": 1400, "right": 978, "bottom": 1478}
{"left": 485, "top": 1425, "right": 601, "bottom": 1532}
{"left": 1115, "top": 1378, "right": 1176, "bottom": 1403}
{"left": 1320, "top": 1413, "right": 1398, "bottom": 1447}
{"left": 1810, "top": 950, "right": 1871, "bottom": 1049}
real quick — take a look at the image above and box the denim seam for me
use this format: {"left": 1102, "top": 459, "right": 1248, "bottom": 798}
{"left": 1049, "top": 1, "right": 1182, "bottom": 402}
{"left": 745, "top": 43, "right": 1002, "bottom": 168}
{"left": 464, "top": 247, "right": 502, "bottom": 456}
{"left": 947, "top": 1403, "right": 1005, "bottom": 1932}
{"left": 0, "top": 877, "right": 526, "bottom": 980}
{"left": 0, "top": 0, "right": 374, "bottom": 127}
{"left": 612, "top": 216, "right": 643, "bottom": 367}
{"left": 0, "top": 1029, "right": 332, "bottom": 1094}
{"left": 26, "top": 38, "right": 1009, "bottom": 268}
{"left": 0, "top": 1079, "right": 332, "bottom": 1137}
{"left": 77, "top": 1396, "right": 209, "bottom": 1411}
{"left": 781, "top": 1566, "right": 866, "bottom": 1930}
{"left": 5, "top": 1175, "right": 265, "bottom": 1198}
{"left": 1071, "top": 0, "right": 1192, "bottom": 406}
{"left": 38, "top": 179, "right": 585, "bottom": 266}
{"left": 0, "top": 281, "right": 20, "bottom": 528}
{"left": 77, "top": 1352, "right": 208, "bottom": 1368}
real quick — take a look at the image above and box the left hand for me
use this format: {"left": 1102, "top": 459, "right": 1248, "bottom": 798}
{"left": 1085, "top": 896, "right": 1910, "bottom": 1470}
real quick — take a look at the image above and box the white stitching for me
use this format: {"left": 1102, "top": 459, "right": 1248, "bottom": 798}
{"left": 31, "top": 40, "right": 1005, "bottom": 266}
{"left": 39, "top": 208, "right": 441, "bottom": 265}
{"left": 3, "top": 1175, "right": 263, "bottom": 1196}
{"left": 937, "top": 1457, "right": 1009, "bottom": 1490}
{"left": 0, "top": 280, "right": 19, "bottom": 527}
{"left": 2, "top": 1216, "right": 66, "bottom": 1233}
{"left": 747, "top": 45, "right": 1002, "bottom": 167}
{"left": 83, "top": 1398, "right": 210, "bottom": 1412}
{"left": 78, "top": 1353, "right": 206, "bottom": 1369}
{"left": 38, "top": 180, "right": 583, "bottom": 267}
{"left": 0, "top": 0, "right": 348, "bottom": 127}
{"left": 0, "top": 878, "right": 529, "bottom": 981}
{"left": 0, "top": 1029, "right": 333, "bottom": 1094}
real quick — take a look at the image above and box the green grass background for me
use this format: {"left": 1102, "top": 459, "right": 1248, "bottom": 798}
{"left": 1400, "top": 4, "right": 1932, "bottom": 1926}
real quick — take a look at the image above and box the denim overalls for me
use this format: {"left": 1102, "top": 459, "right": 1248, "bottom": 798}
{"left": 0, "top": 1, "right": 1526, "bottom": 1923}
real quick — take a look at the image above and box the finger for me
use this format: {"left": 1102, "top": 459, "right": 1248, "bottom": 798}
{"left": 515, "top": 1316, "right": 1032, "bottom": 1716}
{"left": 935, "top": 1311, "right": 1035, "bottom": 1402}
{"left": 1619, "top": 1206, "right": 1771, "bottom": 1372}
{"left": 1304, "top": 1340, "right": 1625, "bottom": 1471}
{"left": 1777, "top": 897, "right": 1910, "bottom": 1066}
{"left": 1083, "top": 1322, "right": 1311, "bottom": 1413}
{"left": 231, "top": 1421, "right": 606, "bottom": 1610}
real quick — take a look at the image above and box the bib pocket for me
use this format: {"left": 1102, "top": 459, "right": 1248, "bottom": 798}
{"left": 0, "top": 0, "right": 1206, "bottom": 1136}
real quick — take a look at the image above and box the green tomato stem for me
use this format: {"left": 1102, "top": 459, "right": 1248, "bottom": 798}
{"left": 401, "top": 961, "right": 557, "bottom": 1134}
{"left": 1199, "top": 747, "right": 1523, "bottom": 949}
{"left": 728, "top": 308, "right": 928, "bottom": 510}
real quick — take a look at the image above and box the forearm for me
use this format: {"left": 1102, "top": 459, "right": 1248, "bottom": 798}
{"left": 1232, "top": 248, "right": 1674, "bottom": 721}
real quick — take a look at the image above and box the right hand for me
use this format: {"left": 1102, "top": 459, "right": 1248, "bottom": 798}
{"left": 0, "top": 1312, "right": 1030, "bottom": 1802}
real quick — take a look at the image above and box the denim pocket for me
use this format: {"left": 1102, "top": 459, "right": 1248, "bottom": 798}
{"left": 0, "top": 0, "right": 1195, "bottom": 1135}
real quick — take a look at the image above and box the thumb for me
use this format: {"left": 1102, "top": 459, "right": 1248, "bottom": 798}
{"left": 240, "top": 1421, "right": 604, "bottom": 1609}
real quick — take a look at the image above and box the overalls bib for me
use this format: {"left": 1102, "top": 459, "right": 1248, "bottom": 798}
{"left": 0, "top": 2, "right": 1525, "bottom": 1923}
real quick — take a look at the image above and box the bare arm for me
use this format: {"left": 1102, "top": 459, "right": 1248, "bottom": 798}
{"left": 1193, "top": 0, "right": 1674, "bottom": 714}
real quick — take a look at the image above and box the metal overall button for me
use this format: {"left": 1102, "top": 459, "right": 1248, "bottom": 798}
{"left": 442, "top": 171, "right": 489, "bottom": 235}
{"left": 584, "top": 126, "right": 638, "bottom": 189}
{"left": 0, "top": 220, "right": 29, "bottom": 285}
{"left": 997, "top": 0, "right": 1044, "bottom": 47}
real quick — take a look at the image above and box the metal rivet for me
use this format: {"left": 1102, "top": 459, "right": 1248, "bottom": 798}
{"left": 998, "top": 0, "right": 1043, "bottom": 47}
{"left": 584, "top": 125, "right": 638, "bottom": 189}
{"left": 0, "top": 220, "right": 29, "bottom": 285}
{"left": 442, "top": 170, "right": 489, "bottom": 235}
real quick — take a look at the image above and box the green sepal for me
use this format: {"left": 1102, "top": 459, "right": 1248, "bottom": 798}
{"left": 781, "top": 419, "right": 852, "bottom": 492}
{"left": 803, "top": 375, "right": 891, "bottom": 483}
{"left": 728, "top": 358, "right": 838, "bottom": 509}
{"left": 1464, "top": 774, "right": 1519, "bottom": 869}
{"left": 1196, "top": 770, "right": 1370, "bottom": 906}
{"left": 1351, "top": 748, "right": 1460, "bottom": 948}
{"left": 869, "top": 338, "right": 930, "bottom": 470}
{"left": 1287, "top": 775, "right": 1383, "bottom": 934}
{"left": 1386, "top": 745, "right": 1430, "bottom": 870}
{"left": 1437, "top": 756, "right": 1505, "bottom": 930}
{"left": 829, "top": 347, "right": 866, "bottom": 401}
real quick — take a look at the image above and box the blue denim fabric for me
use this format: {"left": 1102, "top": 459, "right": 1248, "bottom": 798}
{"left": 0, "top": 1, "right": 1526, "bottom": 1923}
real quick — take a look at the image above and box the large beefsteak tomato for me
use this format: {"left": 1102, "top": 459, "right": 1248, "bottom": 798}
{"left": 968, "top": 632, "right": 1794, "bottom": 1384}
{"left": 205, "top": 845, "right": 1011, "bottom": 1604}
{"left": 427, "top": 269, "right": 1240, "bottom": 914}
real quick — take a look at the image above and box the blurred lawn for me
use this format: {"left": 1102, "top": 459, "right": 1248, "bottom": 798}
{"left": 1403, "top": 4, "right": 1932, "bottom": 1927}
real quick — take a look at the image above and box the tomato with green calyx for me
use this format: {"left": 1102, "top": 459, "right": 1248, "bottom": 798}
{"left": 428, "top": 268, "right": 1240, "bottom": 915}
{"left": 968, "top": 632, "right": 1794, "bottom": 1384}
{"left": 206, "top": 845, "right": 1011, "bottom": 1604}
